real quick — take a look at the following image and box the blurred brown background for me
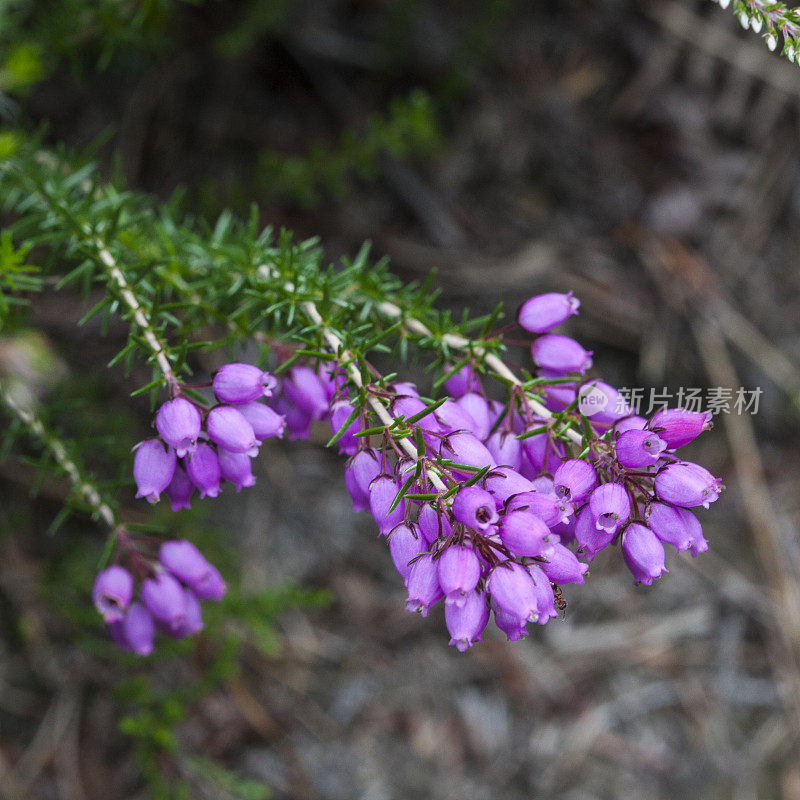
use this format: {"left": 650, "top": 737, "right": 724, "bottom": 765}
{"left": 3, "top": 0, "right": 800, "bottom": 798}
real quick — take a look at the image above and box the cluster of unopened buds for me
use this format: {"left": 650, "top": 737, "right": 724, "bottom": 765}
{"left": 94, "top": 290, "right": 723, "bottom": 655}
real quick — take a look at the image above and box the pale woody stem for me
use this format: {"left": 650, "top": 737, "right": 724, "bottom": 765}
{"left": 0, "top": 387, "right": 117, "bottom": 528}
{"left": 300, "top": 300, "right": 449, "bottom": 493}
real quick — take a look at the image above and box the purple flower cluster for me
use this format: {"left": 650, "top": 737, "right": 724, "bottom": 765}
{"left": 92, "top": 540, "right": 226, "bottom": 655}
{"left": 133, "top": 363, "right": 284, "bottom": 508}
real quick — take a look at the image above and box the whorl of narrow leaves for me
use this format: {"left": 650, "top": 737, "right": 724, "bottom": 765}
{"left": 712, "top": 0, "right": 800, "bottom": 63}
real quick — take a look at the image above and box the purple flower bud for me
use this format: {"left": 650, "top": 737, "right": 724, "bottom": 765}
{"left": 405, "top": 554, "right": 444, "bottom": 617}
{"left": 445, "top": 590, "right": 489, "bottom": 651}
{"left": 505, "top": 492, "right": 565, "bottom": 528}
{"left": 538, "top": 542, "right": 588, "bottom": 585}
{"left": 527, "top": 564, "right": 559, "bottom": 625}
{"left": 217, "top": 448, "right": 256, "bottom": 492}
{"left": 140, "top": 572, "right": 188, "bottom": 633}
{"left": 443, "top": 365, "right": 480, "bottom": 397}
{"left": 615, "top": 429, "right": 667, "bottom": 469}
{"left": 212, "top": 362, "right": 277, "bottom": 404}
{"left": 518, "top": 292, "right": 580, "bottom": 333}
{"left": 654, "top": 462, "right": 723, "bottom": 509}
{"left": 588, "top": 482, "right": 630, "bottom": 534}
{"left": 155, "top": 398, "right": 201, "bottom": 457}
{"left": 111, "top": 602, "right": 155, "bottom": 656}
{"left": 390, "top": 381, "right": 419, "bottom": 397}
{"left": 621, "top": 523, "right": 668, "bottom": 585}
{"left": 283, "top": 366, "right": 329, "bottom": 420}
{"left": 93, "top": 565, "right": 134, "bottom": 622}
{"left": 185, "top": 442, "right": 221, "bottom": 498}
{"left": 574, "top": 504, "right": 615, "bottom": 560}
{"left": 437, "top": 545, "right": 481, "bottom": 606}
{"left": 648, "top": 409, "right": 712, "bottom": 449}
{"left": 647, "top": 502, "right": 708, "bottom": 556}
{"left": 485, "top": 430, "right": 522, "bottom": 470}
{"left": 134, "top": 439, "right": 177, "bottom": 504}
{"left": 206, "top": 406, "right": 259, "bottom": 456}
{"left": 369, "top": 475, "right": 405, "bottom": 535}
{"left": 522, "top": 431, "right": 565, "bottom": 472}
{"left": 440, "top": 431, "right": 496, "bottom": 473}
{"left": 164, "top": 589, "right": 204, "bottom": 640}
{"left": 455, "top": 393, "right": 492, "bottom": 440}
{"left": 499, "top": 509, "right": 551, "bottom": 557}
{"left": 159, "top": 539, "right": 225, "bottom": 599}
{"left": 483, "top": 466, "right": 534, "bottom": 504}
{"left": 329, "top": 398, "right": 360, "bottom": 456}
{"left": 235, "top": 401, "right": 285, "bottom": 440}
{"left": 531, "top": 334, "right": 593, "bottom": 374}
{"left": 452, "top": 486, "right": 499, "bottom": 531}
{"left": 417, "top": 503, "right": 452, "bottom": 545}
{"left": 165, "top": 465, "right": 194, "bottom": 511}
{"left": 577, "top": 380, "right": 633, "bottom": 425}
{"left": 614, "top": 415, "right": 647, "bottom": 435}
{"left": 492, "top": 602, "right": 529, "bottom": 641}
{"left": 388, "top": 523, "right": 425, "bottom": 582}
{"left": 275, "top": 397, "right": 313, "bottom": 441}
{"left": 553, "top": 459, "right": 597, "bottom": 502}
{"left": 344, "top": 449, "right": 380, "bottom": 512}
{"left": 487, "top": 562, "right": 540, "bottom": 625}
{"left": 433, "top": 399, "right": 475, "bottom": 435}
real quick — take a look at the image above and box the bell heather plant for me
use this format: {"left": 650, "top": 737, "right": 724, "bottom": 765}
{"left": 0, "top": 139, "right": 722, "bottom": 656}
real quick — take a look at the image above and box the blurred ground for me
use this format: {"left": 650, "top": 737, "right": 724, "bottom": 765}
{"left": 4, "top": 0, "right": 800, "bottom": 798}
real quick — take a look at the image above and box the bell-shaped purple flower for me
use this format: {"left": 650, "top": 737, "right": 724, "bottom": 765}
{"left": 140, "top": 572, "right": 188, "bottom": 633}
{"left": 578, "top": 380, "right": 632, "bottom": 425}
{"left": 369, "top": 475, "right": 405, "bottom": 534}
{"left": 487, "top": 561, "right": 540, "bottom": 625}
{"left": 111, "top": 602, "right": 155, "bottom": 656}
{"left": 615, "top": 429, "right": 667, "bottom": 469}
{"left": 531, "top": 334, "right": 592, "bottom": 374}
{"left": 134, "top": 439, "right": 177, "bottom": 504}
{"left": 390, "top": 381, "right": 419, "bottom": 397}
{"left": 614, "top": 415, "right": 647, "bottom": 435}
{"left": 588, "top": 482, "right": 630, "bottom": 534}
{"left": 518, "top": 292, "right": 580, "bottom": 333}
{"left": 440, "top": 431, "right": 496, "bottom": 473}
{"left": 492, "top": 602, "right": 529, "bottom": 642}
{"left": 505, "top": 492, "right": 565, "bottom": 528}
{"left": 206, "top": 406, "right": 259, "bottom": 456}
{"left": 329, "top": 398, "right": 360, "bottom": 456}
{"left": 417, "top": 503, "right": 452, "bottom": 545}
{"left": 437, "top": 545, "right": 481, "bottom": 607}
{"left": 433, "top": 399, "right": 475, "bottom": 435}
{"left": 212, "top": 362, "right": 277, "bottom": 404}
{"left": 527, "top": 564, "right": 559, "bottom": 625}
{"left": 443, "top": 364, "right": 480, "bottom": 398}
{"left": 452, "top": 486, "right": 498, "bottom": 531}
{"left": 499, "top": 509, "right": 551, "bottom": 557}
{"left": 573, "top": 503, "right": 615, "bottom": 560}
{"left": 522, "top": 431, "right": 565, "bottom": 472}
{"left": 538, "top": 542, "right": 588, "bottom": 585}
{"left": 283, "top": 366, "right": 329, "bottom": 420}
{"left": 235, "top": 401, "right": 285, "bottom": 440}
{"left": 159, "top": 539, "right": 225, "bottom": 599}
{"left": 621, "top": 523, "right": 668, "bottom": 585}
{"left": 485, "top": 430, "right": 522, "bottom": 470}
{"left": 455, "top": 393, "right": 492, "bottom": 440}
{"left": 93, "top": 565, "right": 134, "bottom": 623}
{"left": 164, "top": 589, "right": 204, "bottom": 640}
{"left": 445, "top": 590, "right": 489, "bottom": 652}
{"left": 483, "top": 466, "right": 534, "bottom": 504}
{"left": 155, "top": 398, "right": 201, "bottom": 457}
{"left": 218, "top": 448, "right": 256, "bottom": 492}
{"left": 648, "top": 409, "right": 712, "bottom": 450}
{"left": 275, "top": 397, "right": 313, "bottom": 441}
{"left": 165, "top": 465, "right": 194, "bottom": 512}
{"left": 389, "top": 523, "right": 425, "bottom": 582}
{"left": 344, "top": 449, "right": 380, "bottom": 513}
{"left": 185, "top": 442, "right": 221, "bottom": 498}
{"left": 647, "top": 502, "right": 708, "bottom": 556}
{"left": 655, "top": 462, "right": 723, "bottom": 509}
{"left": 553, "top": 459, "right": 597, "bottom": 502}
{"left": 405, "top": 554, "right": 444, "bottom": 617}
